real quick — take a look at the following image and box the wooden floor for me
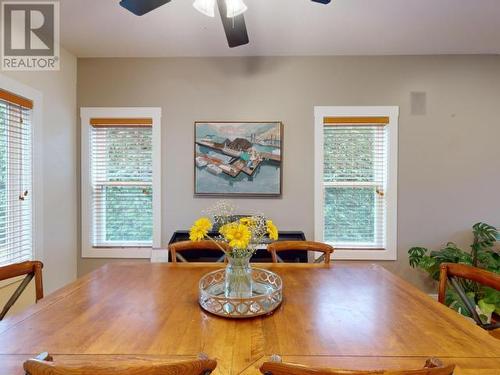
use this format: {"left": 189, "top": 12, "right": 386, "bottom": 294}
{"left": 0, "top": 263, "right": 499, "bottom": 374}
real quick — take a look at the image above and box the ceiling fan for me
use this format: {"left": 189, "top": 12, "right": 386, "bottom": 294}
{"left": 119, "top": 0, "right": 331, "bottom": 48}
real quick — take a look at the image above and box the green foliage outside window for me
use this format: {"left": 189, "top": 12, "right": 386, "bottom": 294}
{"left": 105, "top": 186, "right": 152, "bottom": 242}
{"left": 323, "top": 127, "right": 379, "bottom": 244}
{"left": 324, "top": 187, "right": 375, "bottom": 243}
{"left": 323, "top": 127, "right": 376, "bottom": 183}
{"left": 100, "top": 128, "right": 153, "bottom": 243}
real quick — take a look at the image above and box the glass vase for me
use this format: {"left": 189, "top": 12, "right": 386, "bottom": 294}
{"left": 225, "top": 254, "right": 253, "bottom": 298}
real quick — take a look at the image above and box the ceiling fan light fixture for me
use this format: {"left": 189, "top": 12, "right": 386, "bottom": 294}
{"left": 193, "top": 0, "right": 216, "bottom": 17}
{"left": 225, "top": 0, "right": 247, "bottom": 18}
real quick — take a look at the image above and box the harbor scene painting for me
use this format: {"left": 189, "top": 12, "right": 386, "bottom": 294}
{"left": 194, "top": 122, "right": 283, "bottom": 197}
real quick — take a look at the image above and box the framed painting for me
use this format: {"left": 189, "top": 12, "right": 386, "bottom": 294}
{"left": 194, "top": 121, "right": 283, "bottom": 197}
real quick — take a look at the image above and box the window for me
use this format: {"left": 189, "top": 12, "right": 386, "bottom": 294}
{"left": 0, "top": 87, "right": 39, "bottom": 266}
{"left": 315, "top": 107, "right": 398, "bottom": 260}
{"left": 81, "top": 108, "right": 161, "bottom": 258}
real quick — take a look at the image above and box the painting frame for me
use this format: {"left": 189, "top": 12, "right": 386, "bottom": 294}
{"left": 194, "top": 121, "right": 283, "bottom": 198}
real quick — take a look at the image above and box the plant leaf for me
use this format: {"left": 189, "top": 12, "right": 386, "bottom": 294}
{"left": 446, "top": 289, "right": 474, "bottom": 317}
{"left": 473, "top": 222, "right": 498, "bottom": 249}
{"left": 408, "top": 222, "right": 499, "bottom": 311}
{"left": 478, "top": 299, "right": 496, "bottom": 316}
{"left": 408, "top": 247, "right": 427, "bottom": 268}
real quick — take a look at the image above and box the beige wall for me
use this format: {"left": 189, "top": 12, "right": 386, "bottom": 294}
{"left": 77, "top": 55, "right": 500, "bottom": 292}
{"left": 1, "top": 48, "right": 78, "bottom": 296}
{"left": 0, "top": 278, "right": 36, "bottom": 318}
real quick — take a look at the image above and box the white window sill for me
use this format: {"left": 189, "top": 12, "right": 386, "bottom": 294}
{"left": 82, "top": 247, "right": 152, "bottom": 259}
{"left": 331, "top": 248, "right": 397, "bottom": 261}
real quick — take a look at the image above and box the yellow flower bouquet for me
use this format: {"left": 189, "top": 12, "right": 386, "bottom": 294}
{"left": 190, "top": 216, "right": 278, "bottom": 256}
{"left": 189, "top": 201, "right": 279, "bottom": 298}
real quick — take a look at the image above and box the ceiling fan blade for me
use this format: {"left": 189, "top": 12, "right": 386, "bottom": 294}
{"left": 311, "top": 0, "right": 331, "bottom": 3}
{"left": 216, "top": 0, "right": 249, "bottom": 48}
{"left": 120, "top": 0, "right": 171, "bottom": 16}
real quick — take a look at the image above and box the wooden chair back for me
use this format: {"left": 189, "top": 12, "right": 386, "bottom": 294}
{"left": 267, "top": 241, "right": 334, "bottom": 264}
{"left": 438, "top": 263, "right": 500, "bottom": 330}
{"left": 260, "top": 357, "right": 455, "bottom": 375}
{"left": 24, "top": 353, "right": 217, "bottom": 375}
{"left": 0, "top": 261, "right": 43, "bottom": 320}
{"left": 490, "top": 328, "right": 500, "bottom": 340}
{"left": 168, "top": 240, "right": 230, "bottom": 263}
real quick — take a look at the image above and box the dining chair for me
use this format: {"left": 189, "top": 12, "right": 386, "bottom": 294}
{"left": 260, "top": 356, "right": 455, "bottom": 375}
{"left": 267, "top": 241, "right": 334, "bottom": 264}
{"left": 0, "top": 260, "right": 43, "bottom": 320}
{"left": 24, "top": 352, "right": 217, "bottom": 375}
{"left": 490, "top": 328, "right": 500, "bottom": 339}
{"left": 438, "top": 263, "right": 500, "bottom": 331}
{"left": 168, "top": 240, "right": 230, "bottom": 263}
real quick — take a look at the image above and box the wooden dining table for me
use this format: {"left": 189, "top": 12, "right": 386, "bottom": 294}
{"left": 0, "top": 263, "right": 499, "bottom": 374}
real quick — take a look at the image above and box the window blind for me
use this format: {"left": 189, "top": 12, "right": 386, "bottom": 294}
{"left": 0, "top": 90, "right": 33, "bottom": 266}
{"left": 90, "top": 118, "right": 153, "bottom": 247}
{"left": 323, "top": 117, "right": 389, "bottom": 249}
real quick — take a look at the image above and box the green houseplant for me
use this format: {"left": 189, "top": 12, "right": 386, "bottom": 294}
{"left": 408, "top": 223, "right": 500, "bottom": 323}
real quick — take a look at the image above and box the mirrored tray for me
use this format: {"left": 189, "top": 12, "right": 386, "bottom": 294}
{"left": 199, "top": 268, "right": 283, "bottom": 318}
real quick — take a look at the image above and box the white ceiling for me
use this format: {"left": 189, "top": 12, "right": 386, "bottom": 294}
{"left": 60, "top": 0, "right": 500, "bottom": 57}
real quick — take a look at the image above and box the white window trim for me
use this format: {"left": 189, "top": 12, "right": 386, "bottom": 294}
{"left": 314, "top": 106, "right": 398, "bottom": 261}
{"left": 0, "top": 74, "right": 43, "bottom": 264}
{"left": 80, "top": 107, "right": 162, "bottom": 258}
